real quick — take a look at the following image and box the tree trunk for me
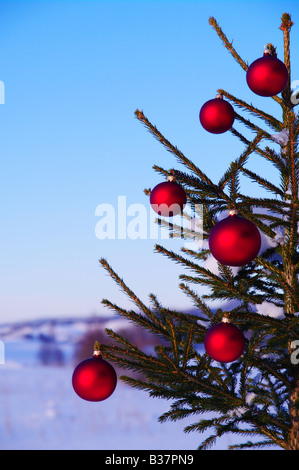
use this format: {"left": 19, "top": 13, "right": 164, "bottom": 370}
{"left": 283, "top": 240, "right": 299, "bottom": 449}
{"left": 288, "top": 376, "right": 299, "bottom": 449}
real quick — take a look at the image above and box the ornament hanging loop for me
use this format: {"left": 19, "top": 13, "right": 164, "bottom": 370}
{"left": 167, "top": 169, "right": 176, "bottom": 182}
{"left": 93, "top": 341, "right": 103, "bottom": 359}
{"left": 93, "top": 350, "right": 102, "bottom": 359}
{"left": 222, "top": 313, "right": 231, "bottom": 323}
{"left": 263, "top": 43, "right": 277, "bottom": 57}
{"left": 229, "top": 208, "right": 238, "bottom": 216}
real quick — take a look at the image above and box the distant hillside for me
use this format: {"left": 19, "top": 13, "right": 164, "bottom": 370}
{"left": 0, "top": 308, "right": 206, "bottom": 342}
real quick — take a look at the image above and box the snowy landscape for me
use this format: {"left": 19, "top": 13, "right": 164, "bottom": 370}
{"left": 0, "top": 315, "right": 237, "bottom": 451}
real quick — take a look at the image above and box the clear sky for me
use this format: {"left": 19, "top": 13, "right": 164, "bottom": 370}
{"left": 0, "top": 0, "right": 298, "bottom": 323}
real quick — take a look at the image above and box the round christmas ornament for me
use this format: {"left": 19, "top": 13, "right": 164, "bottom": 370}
{"left": 208, "top": 211, "right": 261, "bottom": 266}
{"left": 246, "top": 44, "right": 288, "bottom": 97}
{"left": 204, "top": 318, "right": 246, "bottom": 363}
{"left": 150, "top": 175, "right": 187, "bottom": 217}
{"left": 199, "top": 94, "right": 235, "bottom": 134}
{"left": 72, "top": 351, "right": 117, "bottom": 402}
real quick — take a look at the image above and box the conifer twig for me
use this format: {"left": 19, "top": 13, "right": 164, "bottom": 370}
{"left": 280, "top": 13, "right": 293, "bottom": 105}
{"left": 100, "top": 258, "right": 152, "bottom": 315}
{"left": 218, "top": 89, "right": 284, "bottom": 130}
{"left": 218, "top": 131, "right": 264, "bottom": 191}
{"left": 208, "top": 17, "right": 248, "bottom": 71}
{"left": 95, "top": 12, "right": 298, "bottom": 450}
{"left": 134, "top": 109, "right": 218, "bottom": 189}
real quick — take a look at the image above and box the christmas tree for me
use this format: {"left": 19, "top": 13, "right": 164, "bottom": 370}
{"left": 91, "top": 13, "right": 299, "bottom": 450}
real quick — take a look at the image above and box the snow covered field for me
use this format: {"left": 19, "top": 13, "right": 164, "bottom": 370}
{"left": 0, "top": 316, "right": 235, "bottom": 451}
{"left": 0, "top": 363, "right": 208, "bottom": 450}
{"left": 0, "top": 316, "right": 278, "bottom": 451}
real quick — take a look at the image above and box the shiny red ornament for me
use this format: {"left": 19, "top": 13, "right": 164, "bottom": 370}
{"left": 199, "top": 96, "right": 235, "bottom": 134}
{"left": 208, "top": 213, "right": 261, "bottom": 266}
{"left": 150, "top": 179, "right": 186, "bottom": 217}
{"left": 246, "top": 53, "right": 288, "bottom": 97}
{"left": 204, "top": 321, "right": 246, "bottom": 363}
{"left": 72, "top": 353, "right": 117, "bottom": 402}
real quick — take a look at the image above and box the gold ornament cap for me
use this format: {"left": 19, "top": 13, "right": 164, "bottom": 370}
{"left": 229, "top": 208, "right": 238, "bottom": 216}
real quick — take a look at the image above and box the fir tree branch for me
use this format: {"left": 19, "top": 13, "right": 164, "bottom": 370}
{"left": 239, "top": 167, "right": 285, "bottom": 197}
{"left": 179, "top": 283, "right": 214, "bottom": 320}
{"left": 237, "top": 196, "right": 288, "bottom": 219}
{"left": 178, "top": 368, "right": 242, "bottom": 401}
{"left": 283, "top": 121, "right": 299, "bottom": 272}
{"left": 218, "top": 131, "right": 264, "bottom": 192}
{"left": 103, "top": 328, "right": 155, "bottom": 360}
{"left": 101, "top": 299, "right": 167, "bottom": 339}
{"left": 229, "top": 439, "right": 282, "bottom": 450}
{"left": 209, "top": 17, "right": 248, "bottom": 71}
{"left": 155, "top": 344, "right": 180, "bottom": 371}
{"left": 100, "top": 258, "right": 152, "bottom": 316}
{"left": 198, "top": 434, "right": 219, "bottom": 450}
{"left": 181, "top": 246, "right": 210, "bottom": 262}
{"left": 96, "top": 346, "right": 166, "bottom": 375}
{"left": 135, "top": 110, "right": 228, "bottom": 199}
{"left": 244, "top": 353, "right": 292, "bottom": 391}
{"left": 182, "top": 324, "right": 194, "bottom": 369}
{"left": 249, "top": 421, "right": 288, "bottom": 449}
{"left": 98, "top": 342, "right": 165, "bottom": 375}
{"left": 255, "top": 257, "right": 299, "bottom": 311}
{"left": 159, "top": 307, "right": 207, "bottom": 331}
{"left": 229, "top": 308, "right": 286, "bottom": 330}
{"left": 154, "top": 243, "right": 220, "bottom": 282}
{"left": 219, "top": 89, "right": 284, "bottom": 131}
{"left": 135, "top": 109, "right": 209, "bottom": 179}
{"left": 288, "top": 120, "right": 298, "bottom": 205}
{"left": 120, "top": 375, "right": 174, "bottom": 394}
{"left": 231, "top": 128, "right": 286, "bottom": 172}
{"left": 96, "top": 13, "right": 299, "bottom": 450}
{"left": 158, "top": 404, "right": 201, "bottom": 424}
{"left": 152, "top": 164, "right": 228, "bottom": 205}
{"left": 280, "top": 13, "right": 293, "bottom": 106}
{"left": 233, "top": 207, "right": 277, "bottom": 239}
{"left": 209, "top": 13, "right": 286, "bottom": 110}
{"left": 201, "top": 284, "right": 265, "bottom": 305}
{"left": 166, "top": 318, "right": 179, "bottom": 365}
{"left": 150, "top": 217, "right": 185, "bottom": 241}
{"left": 148, "top": 293, "right": 164, "bottom": 313}
{"left": 234, "top": 111, "right": 274, "bottom": 138}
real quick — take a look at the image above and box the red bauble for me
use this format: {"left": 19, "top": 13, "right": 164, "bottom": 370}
{"left": 72, "top": 353, "right": 117, "bottom": 402}
{"left": 199, "top": 97, "right": 235, "bottom": 134}
{"left": 208, "top": 214, "right": 261, "bottom": 266}
{"left": 204, "top": 322, "right": 245, "bottom": 363}
{"left": 246, "top": 54, "right": 288, "bottom": 97}
{"left": 150, "top": 180, "right": 186, "bottom": 217}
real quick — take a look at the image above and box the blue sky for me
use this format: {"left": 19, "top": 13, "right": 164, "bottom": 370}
{"left": 0, "top": 0, "right": 298, "bottom": 323}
